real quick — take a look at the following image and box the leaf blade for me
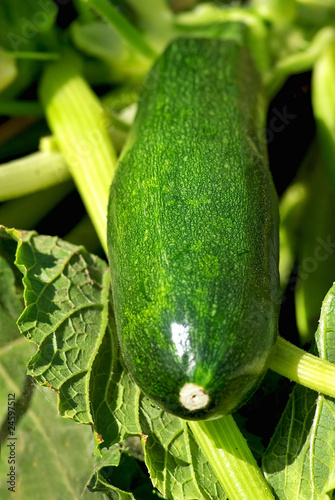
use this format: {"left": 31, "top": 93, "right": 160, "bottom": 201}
{"left": 0, "top": 231, "right": 102, "bottom": 499}
{"left": 9, "top": 229, "right": 110, "bottom": 424}
{"left": 262, "top": 283, "right": 335, "bottom": 499}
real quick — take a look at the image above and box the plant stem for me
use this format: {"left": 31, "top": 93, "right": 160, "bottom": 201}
{"left": 0, "top": 152, "right": 70, "bottom": 201}
{"left": 0, "top": 51, "right": 60, "bottom": 60}
{"left": 189, "top": 416, "right": 274, "bottom": 500}
{"left": 39, "top": 52, "right": 117, "bottom": 253}
{"left": 269, "top": 336, "right": 335, "bottom": 397}
{"left": 0, "top": 100, "right": 43, "bottom": 117}
{"left": 82, "top": 0, "right": 158, "bottom": 60}
{"left": 265, "top": 26, "right": 335, "bottom": 98}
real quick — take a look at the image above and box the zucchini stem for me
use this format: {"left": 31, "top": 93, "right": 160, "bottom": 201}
{"left": 189, "top": 416, "right": 275, "bottom": 500}
{"left": 39, "top": 52, "right": 117, "bottom": 253}
{"left": 0, "top": 152, "right": 70, "bottom": 201}
{"left": 269, "top": 335, "right": 335, "bottom": 397}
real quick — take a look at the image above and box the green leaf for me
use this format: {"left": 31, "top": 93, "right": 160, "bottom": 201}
{"left": 5, "top": 227, "right": 110, "bottom": 424}
{"left": 39, "top": 53, "right": 117, "bottom": 250}
{"left": 89, "top": 315, "right": 142, "bottom": 447}
{"left": 87, "top": 446, "right": 135, "bottom": 499}
{"left": 139, "top": 398, "right": 227, "bottom": 500}
{"left": 0, "top": 235, "right": 29, "bottom": 413}
{"left": 0, "top": 235, "right": 103, "bottom": 499}
{"left": 0, "top": 235, "right": 24, "bottom": 343}
{"left": 262, "top": 283, "right": 335, "bottom": 498}
{"left": 87, "top": 446, "right": 162, "bottom": 499}
{"left": 0, "top": 384, "right": 103, "bottom": 500}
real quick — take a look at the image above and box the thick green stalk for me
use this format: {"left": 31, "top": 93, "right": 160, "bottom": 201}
{"left": 189, "top": 417, "right": 274, "bottom": 500}
{"left": 0, "top": 151, "right": 70, "bottom": 201}
{"left": 39, "top": 53, "right": 117, "bottom": 252}
{"left": 269, "top": 336, "right": 335, "bottom": 397}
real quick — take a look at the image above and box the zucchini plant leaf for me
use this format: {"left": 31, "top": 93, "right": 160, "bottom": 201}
{"left": 87, "top": 445, "right": 162, "bottom": 499}
{"left": 0, "top": 233, "right": 102, "bottom": 499}
{"left": 0, "top": 231, "right": 29, "bottom": 413}
{"left": 86, "top": 445, "right": 136, "bottom": 500}
{"left": 262, "top": 282, "right": 335, "bottom": 499}
{"left": 3, "top": 226, "right": 110, "bottom": 424}
{"left": 88, "top": 478, "right": 136, "bottom": 500}
{"left": 89, "top": 314, "right": 143, "bottom": 446}
{"left": 139, "top": 397, "right": 227, "bottom": 500}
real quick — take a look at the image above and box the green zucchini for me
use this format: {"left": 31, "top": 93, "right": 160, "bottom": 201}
{"left": 107, "top": 37, "right": 280, "bottom": 420}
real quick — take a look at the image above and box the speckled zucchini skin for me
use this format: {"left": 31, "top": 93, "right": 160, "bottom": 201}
{"left": 107, "top": 37, "right": 280, "bottom": 420}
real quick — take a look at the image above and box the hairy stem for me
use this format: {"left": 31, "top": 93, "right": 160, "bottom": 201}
{"left": 189, "top": 416, "right": 275, "bottom": 500}
{"left": 0, "top": 152, "right": 70, "bottom": 201}
{"left": 269, "top": 335, "right": 335, "bottom": 397}
{"left": 39, "top": 52, "right": 117, "bottom": 252}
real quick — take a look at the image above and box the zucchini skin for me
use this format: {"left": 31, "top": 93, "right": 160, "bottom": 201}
{"left": 107, "top": 37, "right": 280, "bottom": 420}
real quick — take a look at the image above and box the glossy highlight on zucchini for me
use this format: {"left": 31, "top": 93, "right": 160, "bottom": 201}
{"left": 107, "top": 37, "right": 280, "bottom": 420}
